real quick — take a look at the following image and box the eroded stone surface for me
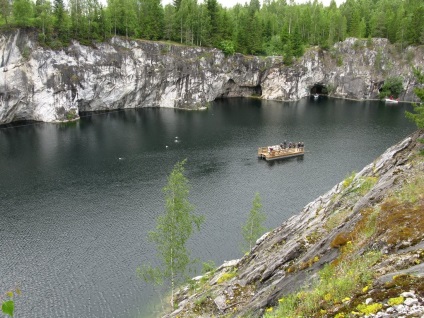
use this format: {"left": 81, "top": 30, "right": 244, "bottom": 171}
{"left": 1, "top": 31, "right": 424, "bottom": 124}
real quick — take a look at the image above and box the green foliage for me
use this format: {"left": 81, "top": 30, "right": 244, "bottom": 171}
{"left": 265, "top": 251, "right": 381, "bottom": 318}
{"left": 356, "top": 176, "right": 377, "bottom": 195}
{"left": 66, "top": 109, "right": 78, "bottom": 120}
{"left": 202, "top": 260, "right": 216, "bottom": 274}
{"left": 379, "top": 76, "right": 404, "bottom": 99}
{"left": 193, "top": 290, "right": 212, "bottom": 307}
{"left": 12, "top": 0, "right": 33, "bottom": 27}
{"left": 1, "top": 287, "right": 20, "bottom": 317}
{"left": 1, "top": 0, "right": 423, "bottom": 57}
{"left": 326, "top": 83, "right": 336, "bottom": 95}
{"left": 138, "top": 159, "right": 204, "bottom": 305}
{"left": 217, "top": 270, "right": 237, "bottom": 284}
{"left": 219, "top": 40, "right": 235, "bottom": 56}
{"left": 342, "top": 171, "right": 356, "bottom": 189}
{"left": 387, "top": 296, "right": 404, "bottom": 306}
{"left": 1, "top": 300, "right": 14, "bottom": 317}
{"left": 405, "top": 68, "right": 424, "bottom": 129}
{"left": 136, "top": 0, "right": 164, "bottom": 40}
{"left": 353, "top": 39, "right": 363, "bottom": 50}
{"left": 357, "top": 302, "right": 383, "bottom": 315}
{"left": 336, "top": 55, "right": 343, "bottom": 67}
{"left": 394, "top": 174, "right": 424, "bottom": 204}
{"left": 21, "top": 46, "right": 30, "bottom": 60}
{"left": 241, "top": 192, "right": 266, "bottom": 253}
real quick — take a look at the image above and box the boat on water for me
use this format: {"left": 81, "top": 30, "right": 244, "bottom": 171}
{"left": 313, "top": 93, "right": 319, "bottom": 99}
{"left": 385, "top": 97, "right": 399, "bottom": 104}
{"left": 258, "top": 145, "right": 304, "bottom": 161}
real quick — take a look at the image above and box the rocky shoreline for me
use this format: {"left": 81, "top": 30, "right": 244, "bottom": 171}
{"left": 164, "top": 130, "right": 424, "bottom": 317}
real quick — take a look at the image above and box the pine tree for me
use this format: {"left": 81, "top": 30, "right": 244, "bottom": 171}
{"left": 138, "top": 159, "right": 204, "bottom": 306}
{"left": 206, "top": 0, "right": 219, "bottom": 46}
{"left": 53, "top": 0, "right": 70, "bottom": 44}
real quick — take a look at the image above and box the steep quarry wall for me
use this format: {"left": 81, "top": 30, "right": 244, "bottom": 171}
{"left": 1, "top": 29, "right": 423, "bottom": 124}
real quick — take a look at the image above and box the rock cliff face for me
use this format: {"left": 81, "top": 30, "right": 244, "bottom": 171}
{"left": 1, "top": 30, "right": 424, "bottom": 124}
{"left": 166, "top": 131, "right": 424, "bottom": 318}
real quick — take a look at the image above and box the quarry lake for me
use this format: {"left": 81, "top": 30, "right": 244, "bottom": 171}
{"left": 0, "top": 97, "right": 416, "bottom": 317}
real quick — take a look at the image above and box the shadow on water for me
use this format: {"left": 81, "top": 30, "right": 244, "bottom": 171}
{"left": 258, "top": 155, "right": 305, "bottom": 167}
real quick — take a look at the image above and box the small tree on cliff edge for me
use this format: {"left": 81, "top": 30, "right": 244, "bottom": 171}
{"left": 406, "top": 68, "right": 424, "bottom": 129}
{"left": 138, "top": 159, "right": 204, "bottom": 306}
{"left": 242, "top": 192, "right": 267, "bottom": 253}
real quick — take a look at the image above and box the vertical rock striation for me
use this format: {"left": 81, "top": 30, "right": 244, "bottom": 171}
{"left": 0, "top": 30, "right": 423, "bottom": 125}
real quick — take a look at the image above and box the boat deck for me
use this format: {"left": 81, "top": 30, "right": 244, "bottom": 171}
{"left": 258, "top": 146, "right": 304, "bottom": 161}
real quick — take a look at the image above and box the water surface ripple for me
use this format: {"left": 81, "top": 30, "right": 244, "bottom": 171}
{"left": 0, "top": 98, "right": 415, "bottom": 317}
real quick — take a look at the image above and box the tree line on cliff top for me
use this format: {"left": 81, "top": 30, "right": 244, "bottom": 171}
{"left": 1, "top": 0, "right": 424, "bottom": 61}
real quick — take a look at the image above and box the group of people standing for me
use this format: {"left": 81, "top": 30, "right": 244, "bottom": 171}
{"left": 280, "top": 140, "right": 304, "bottom": 151}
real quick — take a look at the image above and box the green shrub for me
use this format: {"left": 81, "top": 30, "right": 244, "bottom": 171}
{"left": 66, "top": 109, "right": 78, "bottom": 120}
{"left": 379, "top": 76, "right": 404, "bottom": 99}
{"left": 21, "top": 46, "right": 31, "bottom": 60}
{"left": 217, "top": 270, "right": 237, "bottom": 284}
{"left": 357, "top": 176, "right": 377, "bottom": 195}
{"left": 266, "top": 251, "right": 381, "bottom": 317}
{"left": 342, "top": 171, "right": 356, "bottom": 189}
{"left": 202, "top": 260, "right": 216, "bottom": 274}
{"left": 219, "top": 40, "right": 235, "bottom": 56}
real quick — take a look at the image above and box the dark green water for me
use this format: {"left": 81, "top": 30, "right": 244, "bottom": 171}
{"left": 0, "top": 98, "right": 415, "bottom": 317}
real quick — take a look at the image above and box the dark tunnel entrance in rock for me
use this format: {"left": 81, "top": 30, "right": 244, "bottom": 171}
{"left": 217, "top": 79, "right": 262, "bottom": 99}
{"left": 310, "top": 84, "right": 329, "bottom": 96}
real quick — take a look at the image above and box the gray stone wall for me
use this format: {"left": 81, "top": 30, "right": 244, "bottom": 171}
{"left": 0, "top": 30, "right": 423, "bottom": 124}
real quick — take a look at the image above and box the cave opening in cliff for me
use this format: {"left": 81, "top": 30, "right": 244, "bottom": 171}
{"left": 217, "top": 79, "right": 262, "bottom": 99}
{"left": 310, "top": 84, "right": 328, "bottom": 96}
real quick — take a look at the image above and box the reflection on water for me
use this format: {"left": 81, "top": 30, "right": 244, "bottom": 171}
{"left": 0, "top": 98, "right": 415, "bottom": 317}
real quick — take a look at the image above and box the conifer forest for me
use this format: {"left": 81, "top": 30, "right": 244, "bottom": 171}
{"left": 2, "top": 0, "right": 423, "bottom": 60}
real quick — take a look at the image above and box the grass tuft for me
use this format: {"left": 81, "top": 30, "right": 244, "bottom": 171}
{"left": 217, "top": 270, "right": 237, "bottom": 284}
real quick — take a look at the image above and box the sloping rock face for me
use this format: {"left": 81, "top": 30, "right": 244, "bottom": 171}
{"left": 0, "top": 30, "right": 424, "bottom": 124}
{"left": 166, "top": 130, "right": 424, "bottom": 317}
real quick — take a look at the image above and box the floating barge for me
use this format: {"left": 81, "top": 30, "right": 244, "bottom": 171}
{"left": 258, "top": 145, "right": 305, "bottom": 161}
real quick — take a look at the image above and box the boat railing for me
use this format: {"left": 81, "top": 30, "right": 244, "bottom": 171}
{"left": 258, "top": 146, "right": 304, "bottom": 158}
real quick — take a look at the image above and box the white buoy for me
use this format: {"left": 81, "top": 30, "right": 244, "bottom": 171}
{"left": 166, "top": 145, "right": 168, "bottom": 148}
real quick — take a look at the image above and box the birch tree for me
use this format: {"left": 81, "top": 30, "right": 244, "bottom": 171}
{"left": 242, "top": 192, "right": 266, "bottom": 253}
{"left": 138, "top": 159, "right": 204, "bottom": 306}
